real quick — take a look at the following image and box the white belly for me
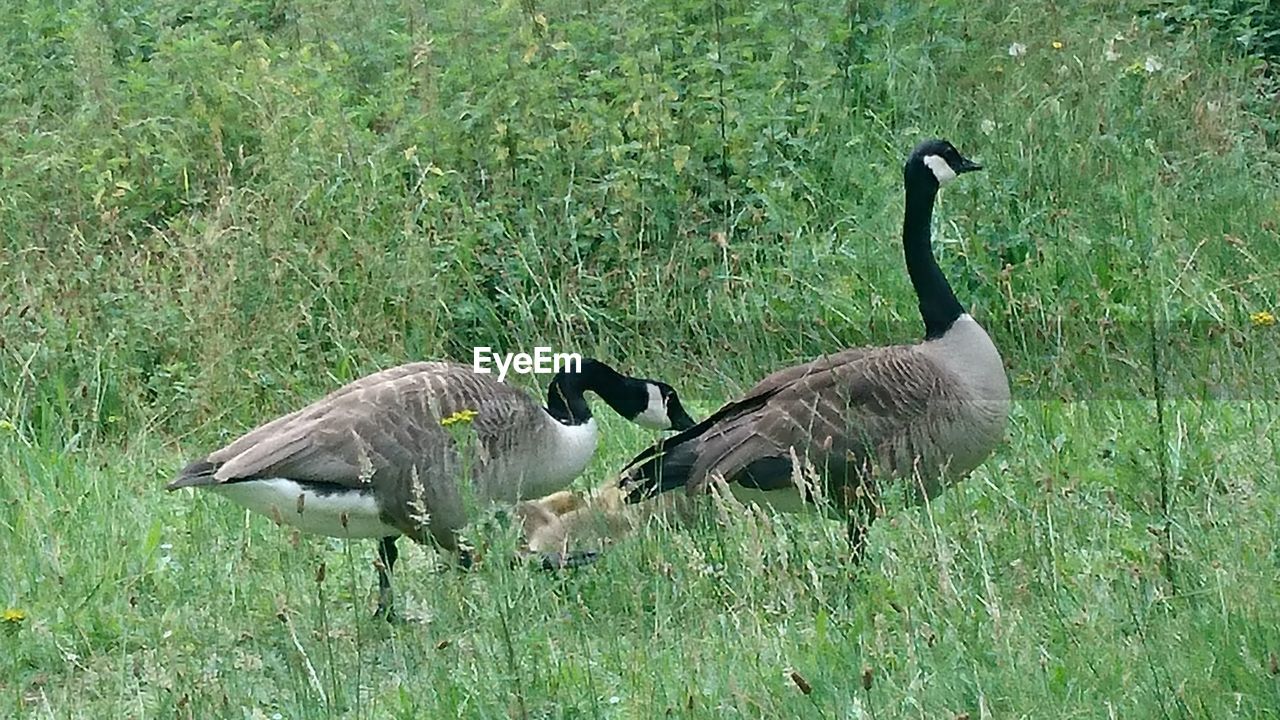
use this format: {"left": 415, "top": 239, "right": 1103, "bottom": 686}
{"left": 214, "top": 479, "right": 402, "bottom": 539}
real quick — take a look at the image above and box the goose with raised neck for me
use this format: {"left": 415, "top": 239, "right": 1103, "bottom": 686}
{"left": 616, "top": 138, "right": 1010, "bottom": 563}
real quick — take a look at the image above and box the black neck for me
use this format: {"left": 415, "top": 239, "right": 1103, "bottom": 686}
{"left": 902, "top": 172, "right": 965, "bottom": 340}
{"left": 545, "top": 359, "right": 632, "bottom": 426}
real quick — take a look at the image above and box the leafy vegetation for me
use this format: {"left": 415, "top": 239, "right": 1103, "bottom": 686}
{"left": 2, "top": 0, "right": 1278, "bottom": 717}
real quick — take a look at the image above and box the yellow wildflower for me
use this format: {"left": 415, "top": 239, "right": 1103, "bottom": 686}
{"left": 0, "top": 419, "right": 13, "bottom": 432}
{"left": 1250, "top": 310, "right": 1276, "bottom": 328}
{"left": 440, "top": 409, "right": 479, "bottom": 427}
{"left": 2, "top": 608, "right": 27, "bottom": 624}
{"left": 1052, "top": 40, "right": 1064, "bottom": 50}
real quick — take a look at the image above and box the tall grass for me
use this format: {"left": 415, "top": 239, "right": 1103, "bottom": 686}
{"left": 2, "top": 0, "right": 1278, "bottom": 717}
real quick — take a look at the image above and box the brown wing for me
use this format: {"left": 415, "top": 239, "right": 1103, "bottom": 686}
{"left": 204, "top": 362, "right": 444, "bottom": 467}
{"left": 618, "top": 347, "right": 879, "bottom": 473}
{"left": 170, "top": 363, "right": 544, "bottom": 489}
{"left": 738, "top": 346, "right": 880, "bottom": 398}
{"left": 620, "top": 346, "right": 954, "bottom": 503}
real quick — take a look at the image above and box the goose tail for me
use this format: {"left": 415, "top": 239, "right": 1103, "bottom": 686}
{"left": 618, "top": 443, "right": 697, "bottom": 503}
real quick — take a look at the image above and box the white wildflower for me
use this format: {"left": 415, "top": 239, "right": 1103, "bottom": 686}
{"left": 1143, "top": 55, "right": 1163, "bottom": 73}
{"left": 1008, "top": 42, "right": 1027, "bottom": 57}
{"left": 980, "top": 119, "right": 996, "bottom": 136}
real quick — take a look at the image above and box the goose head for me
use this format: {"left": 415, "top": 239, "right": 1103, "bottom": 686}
{"left": 905, "top": 138, "right": 983, "bottom": 188}
{"left": 623, "top": 379, "right": 697, "bottom": 431}
{"left": 547, "top": 358, "right": 697, "bottom": 430}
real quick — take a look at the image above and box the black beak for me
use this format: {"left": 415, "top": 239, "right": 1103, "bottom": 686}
{"left": 667, "top": 398, "right": 697, "bottom": 431}
{"left": 956, "top": 156, "right": 983, "bottom": 174}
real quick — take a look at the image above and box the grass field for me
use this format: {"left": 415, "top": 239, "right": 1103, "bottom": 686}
{"left": 3, "top": 0, "right": 1280, "bottom": 717}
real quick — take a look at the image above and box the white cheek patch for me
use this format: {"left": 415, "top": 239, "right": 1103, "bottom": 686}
{"left": 631, "top": 383, "right": 672, "bottom": 430}
{"left": 922, "top": 154, "right": 958, "bottom": 186}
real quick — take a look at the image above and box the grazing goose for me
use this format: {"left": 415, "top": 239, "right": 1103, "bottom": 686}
{"left": 618, "top": 139, "right": 1010, "bottom": 559}
{"left": 168, "top": 358, "right": 695, "bottom": 618}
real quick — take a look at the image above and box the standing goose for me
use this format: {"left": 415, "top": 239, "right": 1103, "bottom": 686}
{"left": 168, "top": 358, "right": 695, "bottom": 618}
{"left": 618, "top": 139, "right": 1010, "bottom": 558}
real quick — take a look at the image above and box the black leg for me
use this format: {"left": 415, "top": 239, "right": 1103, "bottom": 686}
{"left": 374, "top": 536, "right": 399, "bottom": 622}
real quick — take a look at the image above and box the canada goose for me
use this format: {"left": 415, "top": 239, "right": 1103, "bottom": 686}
{"left": 618, "top": 139, "right": 1010, "bottom": 559}
{"left": 168, "top": 358, "right": 696, "bottom": 618}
